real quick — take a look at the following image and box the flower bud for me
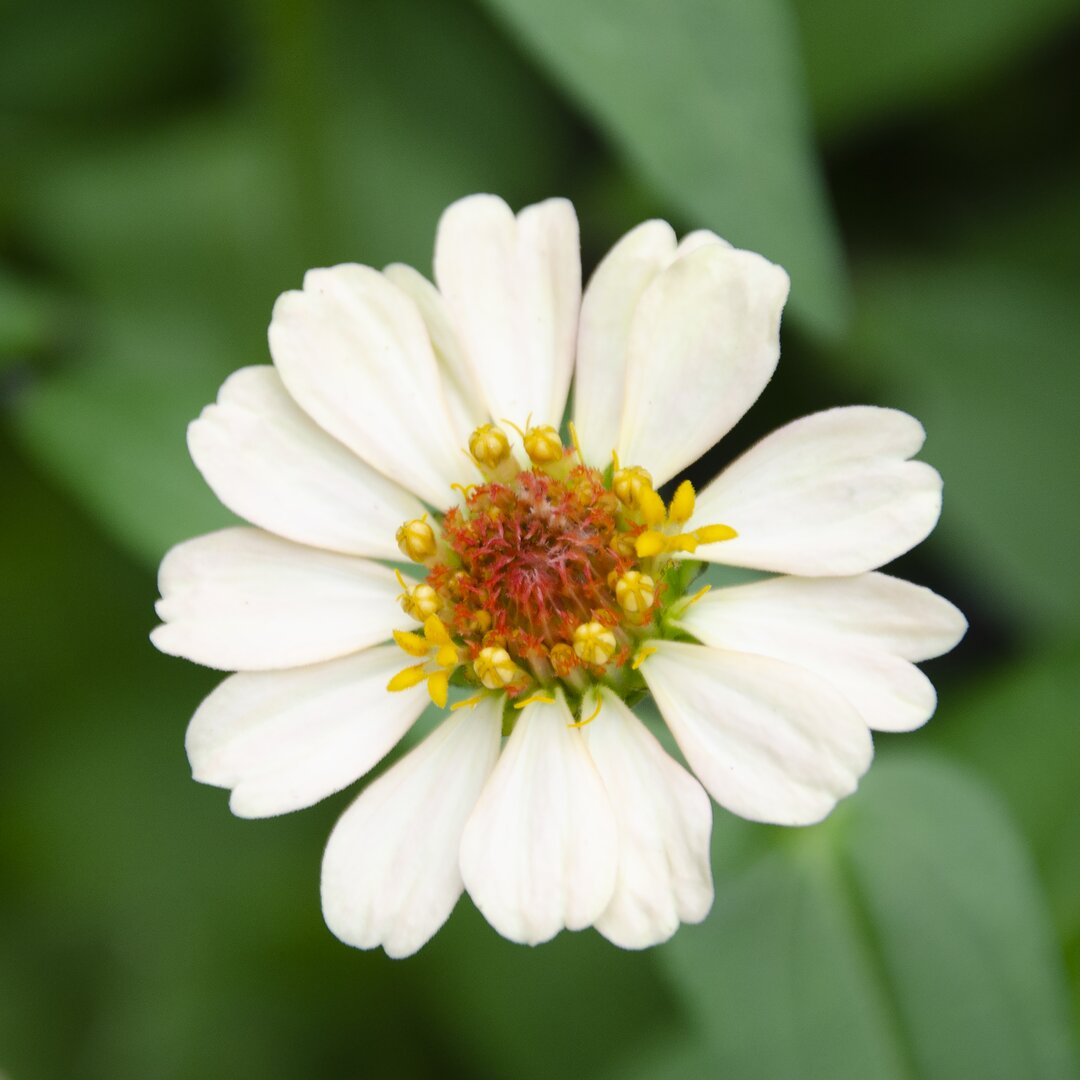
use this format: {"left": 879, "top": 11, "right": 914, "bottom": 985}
{"left": 396, "top": 518, "right": 437, "bottom": 562}
{"left": 399, "top": 582, "right": 440, "bottom": 620}
{"left": 573, "top": 621, "right": 617, "bottom": 665}
{"left": 612, "top": 465, "right": 652, "bottom": 507}
{"left": 523, "top": 425, "right": 563, "bottom": 465}
{"left": 614, "top": 570, "right": 656, "bottom": 615}
{"left": 474, "top": 646, "right": 519, "bottom": 689}
{"left": 469, "top": 424, "right": 510, "bottom": 468}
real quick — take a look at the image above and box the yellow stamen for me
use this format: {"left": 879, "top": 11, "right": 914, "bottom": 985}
{"left": 567, "top": 421, "right": 584, "bottom": 462}
{"left": 573, "top": 621, "right": 617, "bottom": 665}
{"left": 635, "top": 530, "right": 666, "bottom": 558}
{"left": 631, "top": 646, "right": 657, "bottom": 670}
{"left": 450, "top": 482, "right": 476, "bottom": 500}
{"left": 685, "top": 584, "right": 712, "bottom": 607}
{"left": 392, "top": 629, "right": 430, "bottom": 658}
{"left": 396, "top": 516, "right": 437, "bottom": 562}
{"left": 450, "top": 694, "right": 485, "bottom": 711}
{"left": 568, "top": 694, "right": 603, "bottom": 728}
{"left": 514, "top": 692, "right": 556, "bottom": 709}
{"left": 387, "top": 664, "right": 428, "bottom": 692}
{"left": 668, "top": 480, "right": 696, "bottom": 525}
{"left": 427, "top": 669, "right": 450, "bottom": 709}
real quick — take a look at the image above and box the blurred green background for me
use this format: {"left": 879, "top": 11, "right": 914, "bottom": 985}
{"left": 2, "top": 0, "right": 1079, "bottom": 1077}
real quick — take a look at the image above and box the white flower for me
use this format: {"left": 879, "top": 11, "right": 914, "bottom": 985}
{"left": 152, "top": 194, "right": 966, "bottom": 957}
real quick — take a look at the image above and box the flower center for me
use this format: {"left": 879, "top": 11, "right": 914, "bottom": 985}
{"left": 389, "top": 422, "right": 737, "bottom": 717}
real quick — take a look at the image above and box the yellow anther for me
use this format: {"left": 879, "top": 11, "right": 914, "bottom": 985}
{"left": 395, "top": 571, "right": 440, "bottom": 620}
{"left": 522, "top": 424, "right": 563, "bottom": 465}
{"left": 469, "top": 424, "right": 511, "bottom": 468}
{"left": 568, "top": 694, "right": 603, "bottom": 728}
{"left": 631, "top": 646, "right": 658, "bottom": 670}
{"left": 614, "top": 570, "right": 656, "bottom": 615}
{"left": 637, "top": 487, "right": 667, "bottom": 527}
{"left": 423, "top": 614, "right": 452, "bottom": 647}
{"left": 694, "top": 523, "right": 738, "bottom": 544}
{"left": 668, "top": 480, "right": 696, "bottom": 525}
{"left": 387, "top": 664, "right": 428, "bottom": 692}
{"left": 392, "top": 629, "right": 430, "bottom": 658}
{"left": 635, "top": 530, "right": 666, "bottom": 558}
{"left": 474, "top": 646, "right": 518, "bottom": 689}
{"left": 612, "top": 465, "right": 652, "bottom": 507}
{"left": 573, "top": 621, "right": 617, "bottom": 666}
{"left": 514, "top": 692, "right": 556, "bottom": 709}
{"left": 427, "top": 669, "right": 450, "bottom": 709}
{"left": 396, "top": 517, "right": 437, "bottom": 562}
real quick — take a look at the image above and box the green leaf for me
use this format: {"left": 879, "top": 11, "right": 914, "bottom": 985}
{"left": 479, "top": 0, "right": 848, "bottom": 337}
{"left": 932, "top": 646, "right": 1080, "bottom": 952}
{"left": 792, "top": 0, "right": 1080, "bottom": 136}
{"left": 660, "top": 753, "right": 1077, "bottom": 1080}
{"left": 841, "top": 254, "right": 1080, "bottom": 633}
{"left": 8, "top": 0, "right": 576, "bottom": 565}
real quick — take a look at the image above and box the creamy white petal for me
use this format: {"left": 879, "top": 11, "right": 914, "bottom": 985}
{"left": 434, "top": 194, "right": 580, "bottom": 429}
{"left": 321, "top": 696, "right": 502, "bottom": 958}
{"left": 691, "top": 406, "right": 942, "bottom": 576}
{"left": 269, "top": 263, "right": 468, "bottom": 506}
{"left": 584, "top": 690, "right": 713, "bottom": 949}
{"left": 616, "top": 243, "right": 790, "bottom": 486}
{"left": 574, "top": 220, "right": 677, "bottom": 466}
{"left": 151, "top": 527, "right": 411, "bottom": 671}
{"left": 642, "top": 641, "right": 873, "bottom": 826}
{"left": 678, "top": 572, "right": 965, "bottom": 662}
{"left": 459, "top": 692, "right": 617, "bottom": 945}
{"left": 187, "top": 366, "right": 423, "bottom": 558}
{"left": 674, "top": 573, "right": 966, "bottom": 732}
{"left": 382, "top": 262, "right": 487, "bottom": 441}
{"left": 185, "top": 644, "right": 428, "bottom": 818}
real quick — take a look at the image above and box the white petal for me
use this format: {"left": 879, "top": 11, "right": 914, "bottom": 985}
{"left": 459, "top": 692, "right": 617, "bottom": 945}
{"left": 574, "top": 220, "right": 677, "bottom": 466}
{"left": 584, "top": 690, "right": 713, "bottom": 949}
{"left": 616, "top": 243, "right": 790, "bottom": 486}
{"left": 434, "top": 194, "right": 580, "bottom": 429}
{"left": 642, "top": 641, "right": 873, "bottom": 826}
{"left": 269, "top": 263, "right": 468, "bottom": 507}
{"left": 185, "top": 644, "right": 428, "bottom": 818}
{"left": 382, "top": 262, "right": 487, "bottom": 441}
{"left": 187, "top": 366, "right": 424, "bottom": 558}
{"left": 691, "top": 406, "right": 943, "bottom": 575}
{"left": 675, "top": 573, "right": 967, "bottom": 732}
{"left": 151, "top": 527, "right": 410, "bottom": 671}
{"left": 321, "top": 696, "right": 502, "bottom": 958}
